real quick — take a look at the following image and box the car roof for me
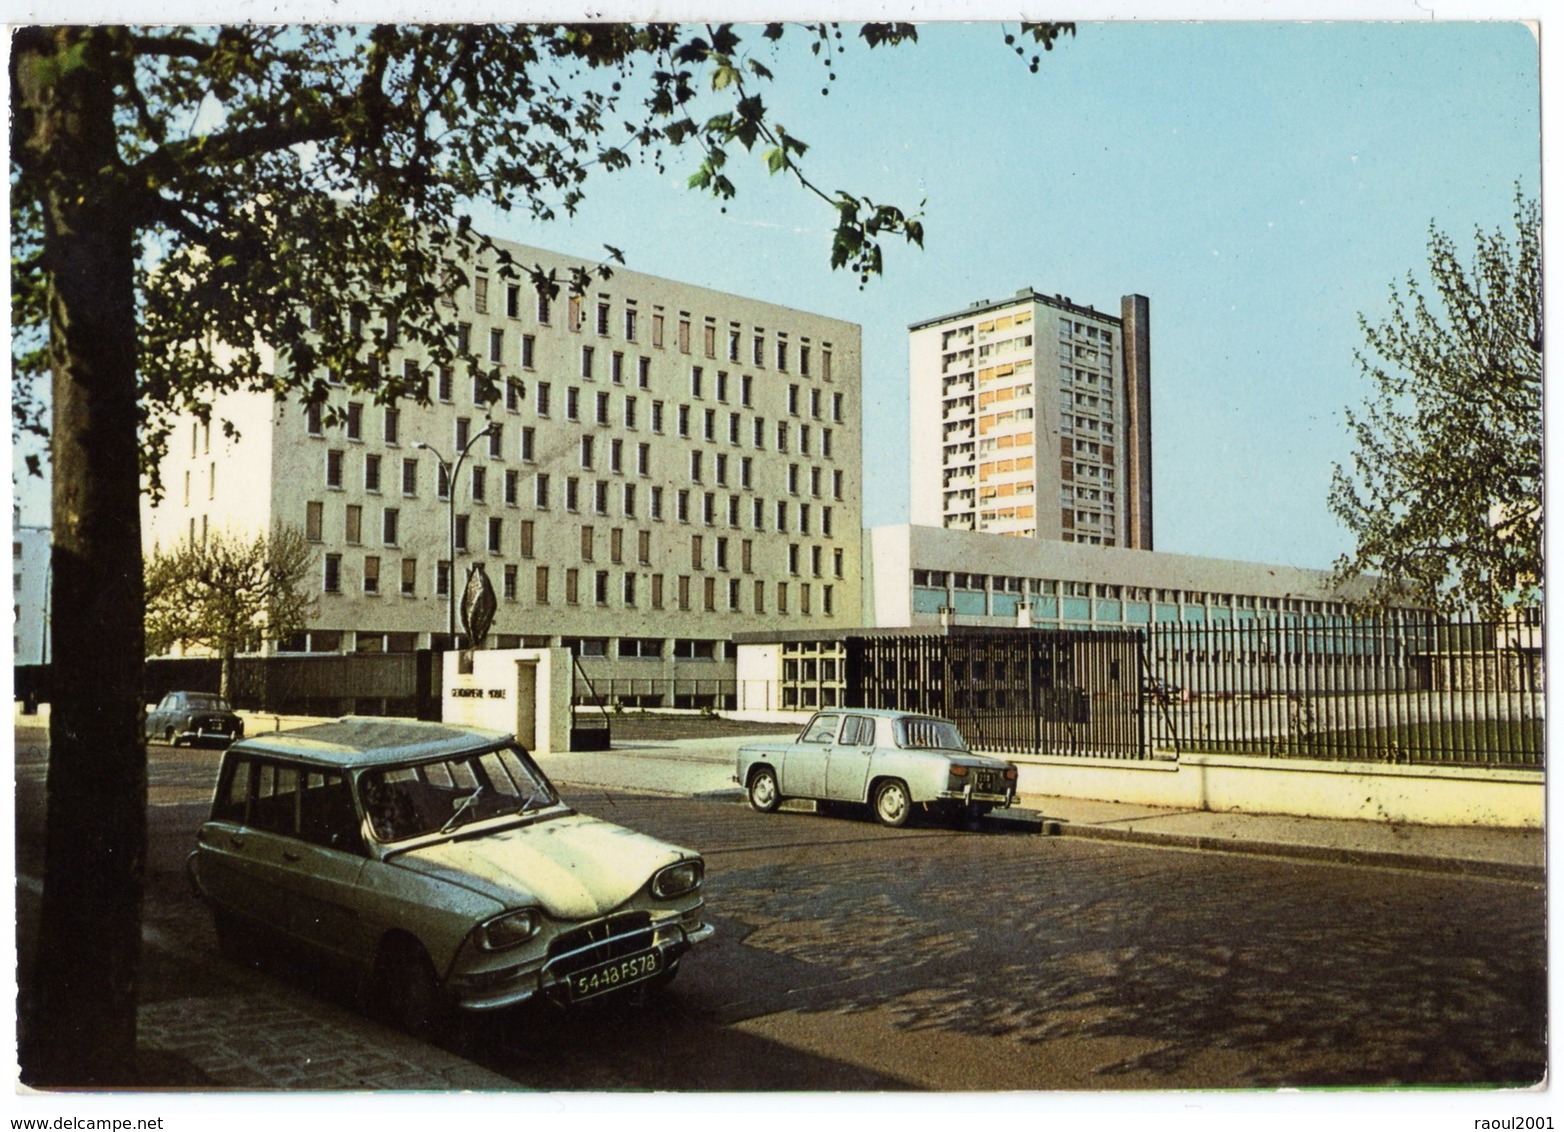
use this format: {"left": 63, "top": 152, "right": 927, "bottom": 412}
{"left": 226, "top": 717, "right": 514, "bottom": 770}
{"left": 812, "top": 708, "right": 954, "bottom": 723}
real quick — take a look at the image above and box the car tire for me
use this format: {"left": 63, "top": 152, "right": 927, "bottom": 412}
{"left": 747, "top": 767, "right": 782, "bottom": 814}
{"left": 164, "top": 727, "right": 177, "bottom": 746}
{"left": 375, "top": 937, "right": 451, "bottom": 1039}
{"left": 872, "top": 778, "right": 912, "bottom": 828}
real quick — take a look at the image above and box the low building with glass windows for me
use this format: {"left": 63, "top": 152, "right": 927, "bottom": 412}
{"left": 733, "top": 523, "right": 1420, "bottom": 717}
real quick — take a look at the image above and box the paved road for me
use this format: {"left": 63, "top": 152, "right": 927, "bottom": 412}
{"left": 15, "top": 733, "right": 1547, "bottom": 1090}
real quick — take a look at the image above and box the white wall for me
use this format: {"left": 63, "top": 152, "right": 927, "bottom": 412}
{"left": 442, "top": 647, "right": 571, "bottom": 754}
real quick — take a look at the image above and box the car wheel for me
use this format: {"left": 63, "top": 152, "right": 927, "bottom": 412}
{"left": 375, "top": 937, "right": 451, "bottom": 1039}
{"left": 747, "top": 767, "right": 782, "bottom": 814}
{"left": 872, "top": 778, "right": 912, "bottom": 828}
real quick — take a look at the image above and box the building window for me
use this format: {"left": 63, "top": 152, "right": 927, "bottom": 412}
{"left": 306, "top": 402, "right": 323, "bottom": 436}
{"left": 536, "top": 565, "right": 550, "bottom": 604}
{"left": 382, "top": 508, "right": 399, "bottom": 546}
{"left": 581, "top": 525, "right": 595, "bottom": 561}
{"left": 438, "top": 367, "right": 454, "bottom": 402}
{"left": 489, "top": 328, "right": 504, "bottom": 364}
{"left": 489, "top": 424, "right": 503, "bottom": 459}
{"left": 437, "top": 463, "right": 451, "bottom": 500}
{"left": 437, "top": 560, "right": 451, "bottom": 598}
{"left": 638, "top": 357, "right": 651, "bottom": 388}
{"left": 581, "top": 346, "right": 595, "bottom": 380}
{"left": 505, "top": 469, "right": 519, "bottom": 506}
{"left": 401, "top": 557, "right": 417, "bottom": 596}
{"left": 521, "top": 334, "right": 536, "bottom": 369}
{"left": 691, "top": 366, "right": 704, "bottom": 399}
{"left": 305, "top": 501, "right": 323, "bottom": 542}
{"left": 471, "top": 465, "right": 486, "bottom": 503}
{"left": 347, "top": 402, "right": 363, "bottom": 440}
{"left": 503, "top": 564, "right": 518, "bottom": 601}
{"left": 519, "top": 520, "right": 534, "bottom": 558}
{"left": 565, "top": 568, "right": 579, "bottom": 604}
{"left": 363, "top": 555, "right": 380, "bottom": 595}
{"left": 326, "top": 450, "right": 344, "bottom": 489}
{"left": 535, "top": 473, "right": 550, "bottom": 508}
{"left": 454, "top": 515, "right": 469, "bottom": 553}
{"left": 324, "top": 554, "right": 342, "bottom": 594}
{"left": 581, "top": 435, "right": 595, "bottom": 469}
{"left": 345, "top": 505, "right": 363, "bottom": 545}
{"left": 488, "top": 516, "right": 503, "bottom": 554}
{"left": 521, "top": 426, "right": 536, "bottom": 461}
{"left": 566, "top": 388, "right": 580, "bottom": 421}
{"left": 383, "top": 407, "right": 400, "bottom": 445}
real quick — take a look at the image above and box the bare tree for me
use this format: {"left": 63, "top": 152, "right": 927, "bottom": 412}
{"left": 145, "top": 525, "right": 315, "bottom": 698}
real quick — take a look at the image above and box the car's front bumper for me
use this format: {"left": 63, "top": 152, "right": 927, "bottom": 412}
{"left": 446, "top": 904, "right": 714, "bottom": 1012}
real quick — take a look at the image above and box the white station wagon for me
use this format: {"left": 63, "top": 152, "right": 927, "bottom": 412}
{"left": 188, "top": 718, "right": 713, "bottom": 1031}
{"left": 735, "top": 709, "right": 1019, "bottom": 828}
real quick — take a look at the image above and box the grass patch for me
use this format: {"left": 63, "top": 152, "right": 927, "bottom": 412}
{"left": 1181, "top": 717, "right": 1543, "bottom": 766}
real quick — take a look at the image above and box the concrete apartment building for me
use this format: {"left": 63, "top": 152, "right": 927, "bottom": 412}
{"left": 909, "top": 287, "right": 1152, "bottom": 549}
{"left": 143, "top": 235, "right": 864, "bottom": 707}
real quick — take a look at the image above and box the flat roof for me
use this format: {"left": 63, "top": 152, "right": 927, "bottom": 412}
{"left": 909, "top": 287, "right": 1135, "bottom": 333}
{"left": 229, "top": 717, "right": 513, "bottom": 769}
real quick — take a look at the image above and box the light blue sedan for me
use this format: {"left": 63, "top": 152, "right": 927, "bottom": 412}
{"left": 735, "top": 709, "right": 1019, "bottom": 828}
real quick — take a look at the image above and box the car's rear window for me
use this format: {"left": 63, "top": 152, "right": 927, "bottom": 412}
{"left": 894, "top": 717, "right": 968, "bottom": 751}
{"left": 186, "top": 694, "right": 232, "bottom": 711}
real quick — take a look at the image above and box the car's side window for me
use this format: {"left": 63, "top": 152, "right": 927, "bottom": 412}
{"left": 801, "top": 714, "right": 840, "bottom": 744}
{"left": 298, "top": 771, "right": 360, "bottom": 851}
{"left": 250, "top": 762, "right": 301, "bottom": 835}
{"left": 839, "top": 717, "right": 863, "bottom": 746}
{"left": 213, "top": 757, "right": 252, "bottom": 823}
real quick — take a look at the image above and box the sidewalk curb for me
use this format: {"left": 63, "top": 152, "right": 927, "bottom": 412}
{"left": 1054, "top": 821, "right": 1545, "bottom": 883}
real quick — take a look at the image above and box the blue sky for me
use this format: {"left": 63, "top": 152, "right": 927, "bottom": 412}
{"left": 11, "top": 19, "right": 1542, "bottom": 574}
{"left": 468, "top": 19, "right": 1541, "bottom": 569}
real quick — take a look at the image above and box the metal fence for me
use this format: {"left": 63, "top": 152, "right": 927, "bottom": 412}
{"left": 1146, "top": 617, "right": 1544, "bottom": 768}
{"left": 146, "top": 652, "right": 439, "bottom": 719}
{"left": 569, "top": 677, "right": 739, "bottom": 711}
{"left": 844, "top": 628, "right": 1148, "bottom": 760}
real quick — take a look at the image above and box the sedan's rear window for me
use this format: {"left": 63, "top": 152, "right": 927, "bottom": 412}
{"left": 894, "top": 717, "right": 968, "bottom": 752}
{"left": 185, "top": 694, "right": 233, "bottom": 712}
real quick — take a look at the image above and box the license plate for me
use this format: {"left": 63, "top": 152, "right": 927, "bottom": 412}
{"left": 568, "top": 949, "right": 661, "bottom": 1000}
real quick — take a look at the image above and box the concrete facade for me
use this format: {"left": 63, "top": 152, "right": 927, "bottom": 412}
{"left": 865, "top": 523, "right": 1383, "bottom": 633}
{"left": 12, "top": 524, "right": 50, "bottom": 667}
{"left": 143, "top": 235, "right": 865, "bottom": 707}
{"left": 909, "top": 287, "right": 1152, "bottom": 549}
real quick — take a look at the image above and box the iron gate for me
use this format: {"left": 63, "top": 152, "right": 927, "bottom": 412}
{"left": 844, "top": 628, "right": 1148, "bottom": 759}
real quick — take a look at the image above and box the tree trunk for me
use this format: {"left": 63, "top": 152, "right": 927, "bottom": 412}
{"left": 15, "top": 28, "right": 147, "bottom": 1086}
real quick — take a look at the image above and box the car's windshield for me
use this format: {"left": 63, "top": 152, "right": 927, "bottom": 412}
{"left": 185, "top": 694, "right": 232, "bottom": 712}
{"left": 358, "top": 744, "right": 559, "bottom": 843}
{"left": 894, "top": 717, "right": 968, "bottom": 752}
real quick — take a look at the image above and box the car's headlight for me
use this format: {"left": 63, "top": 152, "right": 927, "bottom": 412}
{"left": 479, "top": 908, "right": 542, "bottom": 950}
{"left": 652, "top": 860, "right": 704, "bottom": 899}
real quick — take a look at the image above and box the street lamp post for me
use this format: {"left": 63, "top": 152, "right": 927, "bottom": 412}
{"left": 415, "top": 422, "right": 495, "bottom": 645}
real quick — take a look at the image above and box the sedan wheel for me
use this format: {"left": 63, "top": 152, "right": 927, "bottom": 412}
{"left": 873, "top": 778, "right": 912, "bottom": 828}
{"left": 747, "top": 767, "right": 781, "bottom": 813}
{"left": 375, "top": 938, "right": 451, "bottom": 1039}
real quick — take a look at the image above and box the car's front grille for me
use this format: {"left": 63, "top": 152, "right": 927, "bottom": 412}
{"left": 547, "top": 911, "right": 654, "bottom": 973}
